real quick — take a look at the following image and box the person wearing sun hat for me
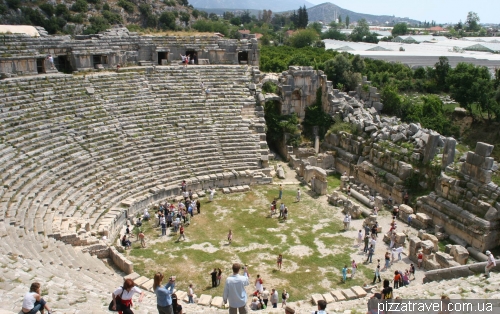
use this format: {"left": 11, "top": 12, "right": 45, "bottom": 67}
{"left": 485, "top": 250, "right": 496, "bottom": 278}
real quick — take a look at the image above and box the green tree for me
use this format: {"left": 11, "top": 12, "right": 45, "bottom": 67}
{"left": 302, "top": 88, "right": 333, "bottom": 139}
{"left": 289, "top": 29, "right": 319, "bottom": 48}
{"left": 324, "top": 54, "right": 351, "bottom": 87}
{"left": 381, "top": 85, "right": 403, "bottom": 116}
{"left": 351, "top": 19, "right": 370, "bottom": 42}
{"left": 117, "top": 0, "right": 135, "bottom": 14}
{"left": 159, "top": 12, "right": 176, "bottom": 30}
{"left": 321, "top": 28, "right": 347, "bottom": 40}
{"left": 447, "top": 62, "right": 493, "bottom": 119}
{"left": 434, "top": 56, "right": 450, "bottom": 92}
{"left": 71, "top": 0, "right": 88, "bottom": 13}
{"left": 84, "top": 16, "right": 110, "bottom": 34}
{"left": 40, "top": 3, "right": 55, "bottom": 16}
{"left": 391, "top": 23, "right": 408, "bottom": 36}
{"left": 351, "top": 55, "right": 365, "bottom": 73}
{"left": 345, "top": 15, "right": 350, "bottom": 28}
{"left": 6, "top": 0, "right": 21, "bottom": 10}
{"left": 465, "top": 11, "right": 480, "bottom": 32}
{"left": 179, "top": 12, "right": 190, "bottom": 27}
{"left": 308, "top": 22, "right": 322, "bottom": 35}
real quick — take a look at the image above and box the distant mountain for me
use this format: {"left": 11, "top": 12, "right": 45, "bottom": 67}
{"left": 301, "top": 2, "right": 421, "bottom": 25}
{"left": 191, "top": 0, "right": 314, "bottom": 12}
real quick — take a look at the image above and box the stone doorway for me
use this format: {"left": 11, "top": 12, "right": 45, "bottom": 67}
{"left": 36, "top": 58, "right": 45, "bottom": 74}
{"left": 157, "top": 52, "right": 168, "bottom": 65}
{"left": 238, "top": 51, "right": 248, "bottom": 64}
{"left": 56, "top": 55, "right": 72, "bottom": 73}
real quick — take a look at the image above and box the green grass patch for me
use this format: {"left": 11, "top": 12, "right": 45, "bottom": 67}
{"left": 125, "top": 185, "right": 370, "bottom": 301}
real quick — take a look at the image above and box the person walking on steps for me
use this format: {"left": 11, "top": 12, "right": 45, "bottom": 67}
{"left": 111, "top": 279, "right": 144, "bottom": 314}
{"left": 485, "top": 250, "right": 496, "bottom": 278}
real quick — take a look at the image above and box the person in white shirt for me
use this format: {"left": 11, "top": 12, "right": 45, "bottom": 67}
{"left": 188, "top": 284, "right": 194, "bottom": 303}
{"left": 22, "top": 282, "right": 52, "bottom": 314}
{"left": 296, "top": 188, "right": 301, "bottom": 202}
{"left": 485, "top": 250, "right": 496, "bottom": 278}
{"left": 223, "top": 263, "right": 249, "bottom": 314}
{"left": 111, "top": 279, "right": 144, "bottom": 314}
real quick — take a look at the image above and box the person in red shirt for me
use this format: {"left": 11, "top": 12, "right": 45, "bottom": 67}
{"left": 177, "top": 224, "right": 185, "bottom": 241}
{"left": 393, "top": 271, "right": 401, "bottom": 289}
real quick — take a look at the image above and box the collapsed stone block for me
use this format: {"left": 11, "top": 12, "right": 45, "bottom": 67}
{"left": 450, "top": 245, "right": 469, "bottom": 265}
{"left": 420, "top": 240, "right": 435, "bottom": 254}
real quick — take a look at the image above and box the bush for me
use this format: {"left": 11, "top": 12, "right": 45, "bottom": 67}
{"left": 102, "top": 10, "right": 122, "bottom": 24}
{"left": 84, "top": 16, "right": 110, "bottom": 34}
{"left": 302, "top": 88, "right": 333, "bottom": 139}
{"left": 102, "top": 3, "right": 110, "bottom": 11}
{"left": 289, "top": 29, "right": 319, "bottom": 48}
{"left": 0, "top": 4, "right": 7, "bottom": 14}
{"left": 262, "top": 81, "right": 278, "bottom": 94}
{"left": 71, "top": 0, "right": 88, "bottom": 13}
{"left": 6, "top": 0, "right": 21, "bottom": 10}
{"left": 159, "top": 11, "right": 176, "bottom": 30}
{"left": 55, "top": 4, "right": 70, "bottom": 17}
{"left": 117, "top": 0, "right": 135, "bottom": 14}
{"left": 40, "top": 3, "right": 55, "bottom": 16}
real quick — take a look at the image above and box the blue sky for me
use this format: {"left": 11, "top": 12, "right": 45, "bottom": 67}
{"left": 307, "top": 0, "right": 499, "bottom": 24}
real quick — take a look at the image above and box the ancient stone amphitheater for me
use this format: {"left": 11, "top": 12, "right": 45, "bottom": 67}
{"left": 0, "top": 63, "right": 274, "bottom": 312}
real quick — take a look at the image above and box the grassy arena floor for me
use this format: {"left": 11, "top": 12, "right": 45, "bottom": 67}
{"left": 125, "top": 181, "right": 371, "bottom": 301}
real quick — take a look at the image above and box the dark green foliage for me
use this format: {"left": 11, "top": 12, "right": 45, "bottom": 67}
{"left": 139, "top": 4, "right": 151, "bottom": 15}
{"left": 102, "top": 10, "right": 122, "bottom": 24}
{"left": 260, "top": 46, "right": 338, "bottom": 73}
{"left": 87, "top": 0, "right": 100, "bottom": 3}
{"left": 179, "top": 12, "right": 190, "bottom": 26}
{"left": 177, "top": 0, "right": 189, "bottom": 6}
{"left": 321, "top": 28, "right": 347, "bottom": 41}
{"left": 164, "top": 0, "right": 176, "bottom": 6}
{"left": 102, "top": 3, "right": 110, "bottom": 11}
{"left": 159, "top": 12, "right": 176, "bottom": 30}
{"left": 68, "top": 14, "right": 84, "bottom": 24}
{"left": 40, "top": 3, "right": 55, "bottom": 16}
{"left": 264, "top": 101, "right": 300, "bottom": 147}
{"left": 391, "top": 23, "right": 408, "bottom": 36}
{"left": 0, "top": 4, "right": 7, "bottom": 14}
{"left": 55, "top": 4, "right": 70, "bottom": 17}
{"left": 262, "top": 81, "right": 278, "bottom": 94}
{"left": 289, "top": 29, "right": 319, "bottom": 48}
{"left": 117, "top": 0, "right": 135, "bottom": 14}
{"left": 191, "top": 9, "right": 199, "bottom": 19}
{"left": 302, "top": 88, "right": 333, "bottom": 140}
{"left": 71, "top": 0, "right": 88, "bottom": 13}
{"left": 84, "top": 16, "right": 110, "bottom": 34}
{"left": 230, "top": 17, "right": 241, "bottom": 26}
{"left": 192, "top": 20, "right": 229, "bottom": 36}
{"left": 6, "top": 0, "right": 20, "bottom": 10}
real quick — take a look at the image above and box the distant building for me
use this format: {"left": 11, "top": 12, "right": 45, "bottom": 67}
{"left": 238, "top": 29, "right": 251, "bottom": 39}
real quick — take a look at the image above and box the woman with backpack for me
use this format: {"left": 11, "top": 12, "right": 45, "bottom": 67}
{"left": 111, "top": 279, "right": 144, "bottom": 314}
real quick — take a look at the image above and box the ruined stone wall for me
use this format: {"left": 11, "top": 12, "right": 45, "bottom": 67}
{"left": 0, "top": 27, "right": 260, "bottom": 76}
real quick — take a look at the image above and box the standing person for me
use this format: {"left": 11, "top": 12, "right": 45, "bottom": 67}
{"left": 111, "top": 279, "right": 144, "bottom": 314}
{"left": 188, "top": 284, "right": 194, "bottom": 304}
{"left": 351, "top": 260, "right": 357, "bottom": 278}
{"left": 260, "top": 287, "right": 269, "bottom": 308}
{"left": 222, "top": 263, "right": 250, "bottom": 314}
{"left": 46, "top": 55, "right": 55, "bottom": 69}
{"left": 153, "top": 272, "right": 175, "bottom": 314}
{"left": 22, "top": 282, "right": 53, "bottom": 314}
{"left": 417, "top": 250, "right": 423, "bottom": 269}
{"left": 372, "top": 265, "right": 381, "bottom": 284}
{"left": 485, "top": 250, "right": 496, "bottom": 278}
{"left": 211, "top": 268, "right": 218, "bottom": 288}
{"left": 409, "top": 263, "right": 416, "bottom": 280}
{"left": 363, "top": 234, "right": 370, "bottom": 253}
{"left": 381, "top": 279, "right": 393, "bottom": 299}
{"left": 138, "top": 231, "right": 146, "bottom": 248}
{"left": 296, "top": 188, "right": 301, "bottom": 202}
{"left": 370, "top": 237, "right": 377, "bottom": 251}
{"left": 343, "top": 214, "right": 351, "bottom": 231}
{"left": 279, "top": 203, "right": 285, "bottom": 218}
{"left": 200, "top": 82, "right": 205, "bottom": 93}
{"left": 160, "top": 215, "right": 166, "bottom": 236}
{"left": 407, "top": 214, "right": 412, "bottom": 226}
{"left": 366, "top": 245, "right": 374, "bottom": 263}
{"left": 283, "top": 207, "right": 288, "bottom": 221}
{"left": 196, "top": 199, "right": 201, "bottom": 214}
{"left": 205, "top": 87, "right": 210, "bottom": 99}
{"left": 393, "top": 271, "right": 401, "bottom": 289}
{"left": 278, "top": 184, "right": 283, "bottom": 199}
{"left": 254, "top": 275, "right": 264, "bottom": 294}
{"left": 281, "top": 289, "right": 288, "bottom": 308}
{"left": 217, "top": 268, "right": 222, "bottom": 287}
{"left": 342, "top": 265, "right": 348, "bottom": 283}
{"left": 177, "top": 224, "right": 185, "bottom": 241}
{"left": 357, "top": 230, "right": 363, "bottom": 247}
{"left": 403, "top": 192, "right": 409, "bottom": 205}
{"left": 209, "top": 187, "right": 215, "bottom": 202}
{"left": 270, "top": 288, "right": 278, "bottom": 308}
{"left": 383, "top": 252, "right": 391, "bottom": 270}
{"left": 277, "top": 254, "right": 283, "bottom": 270}
{"left": 227, "top": 229, "right": 233, "bottom": 244}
